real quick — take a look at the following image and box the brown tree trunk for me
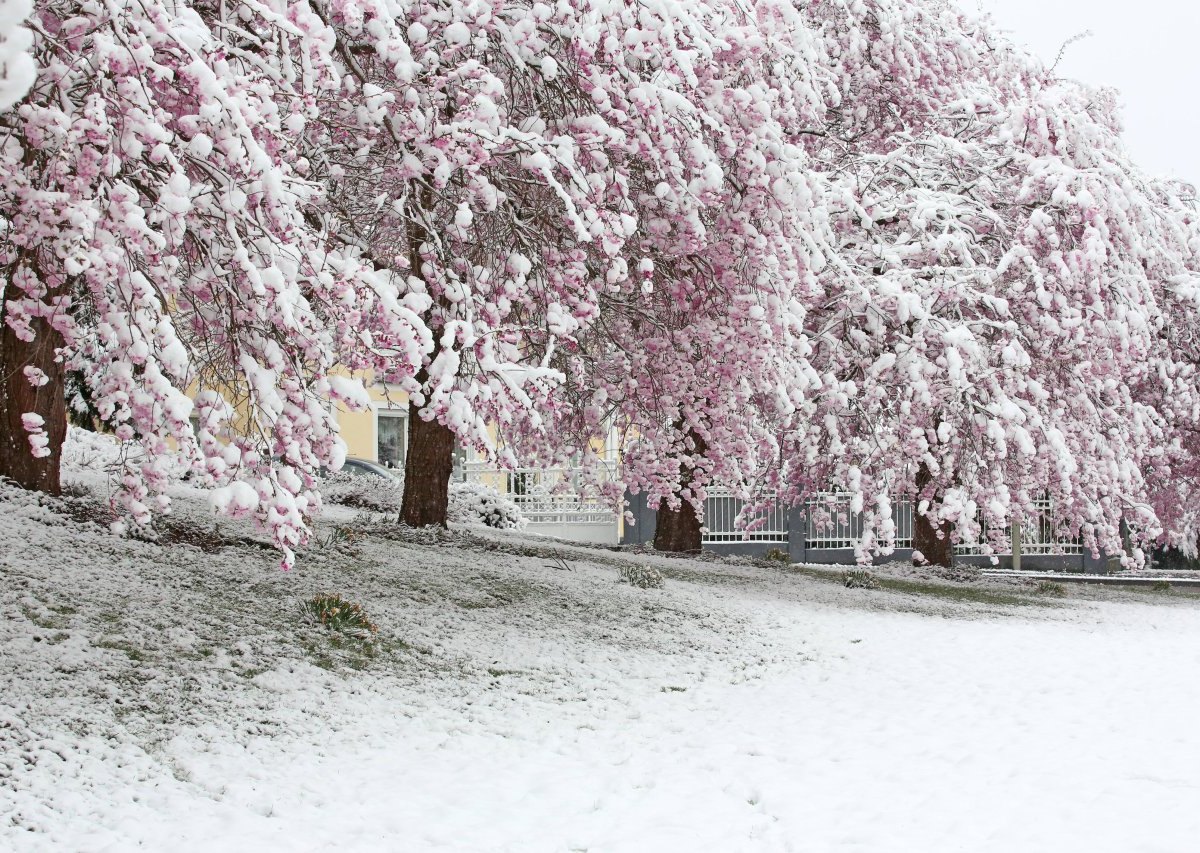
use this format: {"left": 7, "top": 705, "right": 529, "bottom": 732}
{"left": 653, "top": 427, "right": 707, "bottom": 554}
{"left": 912, "top": 460, "right": 953, "bottom": 568}
{"left": 397, "top": 180, "right": 457, "bottom": 528}
{"left": 0, "top": 293, "right": 67, "bottom": 495}
{"left": 654, "top": 497, "right": 703, "bottom": 554}
{"left": 400, "top": 400, "right": 456, "bottom": 527}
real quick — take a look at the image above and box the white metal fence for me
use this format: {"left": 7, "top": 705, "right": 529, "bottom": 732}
{"left": 700, "top": 491, "right": 915, "bottom": 549}
{"left": 802, "top": 493, "right": 1079, "bottom": 554}
{"left": 702, "top": 489, "right": 789, "bottom": 544}
{"left": 459, "top": 462, "right": 621, "bottom": 533}
{"left": 460, "top": 462, "right": 1081, "bottom": 557}
{"left": 953, "top": 498, "right": 1083, "bottom": 556}
{"left": 804, "top": 493, "right": 914, "bottom": 549}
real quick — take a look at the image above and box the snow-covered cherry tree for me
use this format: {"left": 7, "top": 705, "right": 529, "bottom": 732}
{"left": 784, "top": 0, "right": 1200, "bottom": 567}
{"left": 306, "top": 0, "right": 646, "bottom": 527}
{"left": 0, "top": 1, "right": 429, "bottom": 565}
{"left": 547, "top": 0, "right": 834, "bottom": 553}
{"left": 1133, "top": 179, "right": 1200, "bottom": 559}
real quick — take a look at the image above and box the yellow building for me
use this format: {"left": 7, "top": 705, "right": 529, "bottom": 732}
{"left": 332, "top": 377, "right": 620, "bottom": 471}
{"left": 331, "top": 376, "right": 623, "bottom": 544}
{"left": 333, "top": 381, "right": 413, "bottom": 471}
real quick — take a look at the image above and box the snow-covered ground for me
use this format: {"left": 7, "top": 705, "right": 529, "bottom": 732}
{"left": 3, "top": 474, "right": 1200, "bottom": 852}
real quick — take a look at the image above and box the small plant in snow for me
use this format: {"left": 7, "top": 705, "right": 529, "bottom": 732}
{"left": 1035, "top": 581, "right": 1067, "bottom": 597}
{"left": 320, "top": 525, "right": 362, "bottom": 551}
{"left": 842, "top": 569, "right": 879, "bottom": 590}
{"left": 619, "top": 564, "right": 664, "bottom": 589}
{"left": 1151, "top": 580, "right": 1173, "bottom": 593}
{"left": 763, "top": 547, "right": 790, "bottom": 564}
{"left": 301, "top": 594, "right": 378, "bottom": 637}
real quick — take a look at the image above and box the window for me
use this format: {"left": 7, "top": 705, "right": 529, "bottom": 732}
{"left": 453, "top": 442, "right": 467, "bottom": 479}
{"left": 377, "top": 410, "right": 407, "bottom": 470}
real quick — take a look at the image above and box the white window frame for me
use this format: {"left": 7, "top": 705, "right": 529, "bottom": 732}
{"left": 372, "top": 401, "right": 409, "bottom": 470}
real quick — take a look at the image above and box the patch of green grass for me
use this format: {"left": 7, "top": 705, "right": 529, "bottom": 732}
{"left": 320, "top": 525, "right": 364, "bottom": 552}
{"left": 1151, "top": 580, "right": 1173, "bottom": 593}
{"left": 789, "top": 565, "right": 1049, "bottom": 608}
{"left": 457, "top": 599, "right": 499, "bottom": 610}
{"left": 19, "top": 603, "right": 72, "bottom": 630}
{"left": 487, "top": 667, "right": 524, "bottom": 678}
{"left": 877, "top": 576, "right": 1048, "bottom": 607}
{"left": 654, "top": 565, "right": 757, "bottom": 588}
{"left": 305, "top": 646, "right": 337, "bottom": 671}
{"left": 97, "top": 608, "right": 126, "bottom": 627}
{"left": 298, "top": 631, "right": 432, "bottom": 674}
{"left": 455, "top": 574, "right": 549, "bottom": 609}
{"left": 235, "top": 665, "right": 270, "bottom": 681}
{"left": 96, "top": 637, "right": 150, "bottom": 662}
{"left": 1036, "top": 581, "right": 1068, "bottom": 597}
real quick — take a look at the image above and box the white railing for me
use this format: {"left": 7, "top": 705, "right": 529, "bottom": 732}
{"left": 459, "top": 462, "right": 620, "bottom": 527}
{"left": 702, "top": 489, "right": 789, "bottom": 544}
{"left": 805, "top": 492, "right": 860, "bottom": 549}
{"left": 510, "top": 494, "right": 617, "bottom": 525}
{"left": 802, "top": 493, "right": 1080, "bottom": 555}
{"left": 894, "top": 499, "right": 914, "bottom": 548}
{"left": 953, "top": 499, "right": 1083, "bottom": 556}
{"left": 805, "top": 492, "right": 913, "bottom": 550}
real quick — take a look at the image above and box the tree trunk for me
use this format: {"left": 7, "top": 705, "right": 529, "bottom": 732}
{"left": 397, "top": 180, "right": 456, "bottom": 528}
{"left": 400, "top": 401, "right": 455, "bottom": 527}
{"left": 0, "top": 297, "right": 67, "bottom": 495}
{"left": 912, "top": 460, "right": 952, "bottom": 568}
{"left": 653, "top": 427, "right": 707, "bottom": 554}
{"left": 654, "top": 497, "right": 703, "bottom": 554}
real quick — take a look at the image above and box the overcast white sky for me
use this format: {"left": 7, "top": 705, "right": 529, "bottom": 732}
{"left": 962, "top": 0, "right": 1200, "bottom": 184}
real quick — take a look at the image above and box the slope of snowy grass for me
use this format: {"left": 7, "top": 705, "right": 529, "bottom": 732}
{"left": 3, "top": 476, "right": 1200, "bottom": 852}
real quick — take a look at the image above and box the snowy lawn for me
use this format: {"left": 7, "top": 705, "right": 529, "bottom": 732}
{"left": 3, "top": 480, "right": 1200, "bottom": 852}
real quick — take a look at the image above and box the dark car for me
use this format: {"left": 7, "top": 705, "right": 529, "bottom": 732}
{"left": 324, "top": 457, "right": 402, "bottom": 480}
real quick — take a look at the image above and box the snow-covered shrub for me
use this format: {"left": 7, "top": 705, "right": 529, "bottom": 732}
{"left": 619, "top": 564, "right": 664, "bottom": 590}
{"left": 60, "top": 426, "right": 192, "bottom": 483}
{"left": 763, "top": 547, "right": 790, "bottom": 564}
{"left": 842, "top": 569, "right": 879, "bottom": 590}
{"left": 321, "top": 472, "right": 404, "bottom": 514}
{"left": 448, "top": 482, "right": 525, "bottom": 530}
{"left": 60, "top": 426, "right": 136, "bottom": 472}
{"left": 301, "top": 594, "right": 378, "bottom": 638}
